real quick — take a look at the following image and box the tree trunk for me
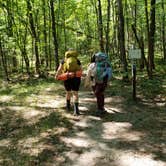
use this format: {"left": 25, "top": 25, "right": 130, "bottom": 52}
{"left": 6, "top": 0, "right": 13, "bottom": 37}
{"left": 0, "top": 39, "right": 10, "bottom": 81}
{"left": 148, "top": 0, "right": 156, "bottom": 72}
{"left": 161, "top": 0, "right": 166, "bottom": 60}
{"left": 62, "top": 1, "right": 67, "bottom": 50}
{"left": 106, "top": 0, "right": 110, "bottom": 55}
{"left": 145, "top": 0, "right": 156, "bottom": 78}
{"left": 21, "top": 28, "right": 30, "bottom": 75}
{"left": 125, "top": 0, "right": 130, "bottom": 51}
{"left": 97, "top": 0, "right": 104, "bottom": 51}
{"left": 134, "top": 0, "right": 137, "bottom": 28}
{"left": 117, "top": 0, "right": 128, "bottom": 80}
{"left": 134, "top": 0, "right": 144, "bottom": 69}
{"left": 111, "top": 0, "right": 118, "bottom": 56}
{"left": 27, "top": 0, "right": 41, "bottom": 75}
{"left": 48, "top": 19, "right": 52, "bottom": 70}
{"left": 145, "top": 0, "right": 150, "bottom": 37}
{"left": 21, "top": 46, "right": 30, "bottom": 75}
{"left": 50, "top": 0, "right": 59, "bottom": 70}
{"left": 42, "top": 0, "right": 48, "bottom": 69}
{"left": 131, "top": 25, "right": 150, "bottom": 76}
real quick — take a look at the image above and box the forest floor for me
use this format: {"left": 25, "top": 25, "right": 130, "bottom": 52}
{"left": 0, "top": 73, "right": 166, "bottom": 166}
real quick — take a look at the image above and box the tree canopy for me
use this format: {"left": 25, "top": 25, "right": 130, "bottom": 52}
{"left": 0, "top": 0, "right": 166, "bottom": 79}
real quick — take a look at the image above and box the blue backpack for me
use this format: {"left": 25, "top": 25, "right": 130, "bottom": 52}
{"left": 95, "top": 52, "right": 112, "bottom": 83}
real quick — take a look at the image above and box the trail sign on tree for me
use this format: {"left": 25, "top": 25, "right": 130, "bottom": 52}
{"left": 129, "top": 49, "right": 141, "bottom": 59}
{"left": 129, "top": 49, "right": 141, "bottom": 100}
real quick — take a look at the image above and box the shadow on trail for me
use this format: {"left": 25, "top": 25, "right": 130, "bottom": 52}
{"left": 63, "top": 76, "right": 166, "bottom": 165}
{"left": 0, "top": 105, "right": 73, "bottom": 165}
{"left": 0, "top": 76, "right": 165, "bottom": 165}
{"left": 81, "top": 86, "right": 166, "bottom": 165}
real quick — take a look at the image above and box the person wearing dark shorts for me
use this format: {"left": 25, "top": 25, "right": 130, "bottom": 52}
{"left": 55, "top": 53, "right": 82, "bottom": 115}
{"left": 64, "top": 77, "right": 81, "bottom": 91}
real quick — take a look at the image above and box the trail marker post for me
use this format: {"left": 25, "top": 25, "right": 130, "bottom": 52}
{"left": 129, "top": 49, "right": 141, "bottom": 100}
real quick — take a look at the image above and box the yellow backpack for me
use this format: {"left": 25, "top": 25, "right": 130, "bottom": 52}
{"left": 63, "top": 50, "right": 81, "bottom": 72}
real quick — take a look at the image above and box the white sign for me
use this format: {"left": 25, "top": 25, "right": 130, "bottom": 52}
{"left": 129, "top": 49, "right": 141, "bottom": 59}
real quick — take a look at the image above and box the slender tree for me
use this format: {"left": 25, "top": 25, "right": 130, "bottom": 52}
{"left": 42, "top": 0, "right": 48, "bottom": 68}
{"left": 26, "top": 0, "right": 41, "bottom": 75}
{"left": 105, "top": 0, "right": 111, "bottom": 54}
{"left": 0, "top": 38, "right": 9, "bottom": 81}
{"left": 117, "top": 0, "right": 128, "bottom": 80}
{"left": 62, "top": 1, "right": 67, "bottom": 50}
{"left": 19, "top": 27, "right": 30, "bottom": 75}
{"left": 111, "top": 0, "right": 118, "bottom": 56}
{"left": 6, "top": 0, "right": 13, "bottom": 37}
{"left": 131, "top": 25, "right": 150, "bottom": 76}
{"left": 161, "top": 0, "right": 166, "bottom": 60}
{"left": 148, "top": 0, "right": 156, "bottom": 73}
{"left": 145, "top": 0, "right": 156, "bottom": 77}
{"left": 13, "top": 0, "right": 30, "bottom": 75}
{"left": 97, "top": 0, "right": 104, "bottom": 51}
{"left": 131, "top": 0, "right": 145, "bottom": 69}
{"left": 50, "top": 0, "right": 59, "bottom": 70}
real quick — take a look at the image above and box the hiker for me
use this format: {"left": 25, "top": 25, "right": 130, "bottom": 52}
{"left": 85, "top": 52, "right": 112, "bottom": 116}
{"left": 55, "top": 50, "right": 82, "bottom": 116}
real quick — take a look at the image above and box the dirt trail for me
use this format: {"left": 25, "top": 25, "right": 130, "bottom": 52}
{"left": 52, "top": 86, "right": 166, "bottom": 166}
{"left": 0, "top": 80, "right": 165, "bottom": 166}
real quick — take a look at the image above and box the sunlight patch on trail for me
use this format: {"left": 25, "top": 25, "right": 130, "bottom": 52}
{"left": 21, "top": 109, "right": 48, "bottom": 123}
{"left": 102, "top": 122, "right": 144, "bottom": 141}
{"left": 0, "top": 95, "right": 13, "bottom": 103}
{"left": 0, "top": 139, "right": 11, "bottom": 147}
{"left": 116, "top": 151, "right": 166, "bottom": 166}
{"left": 61, "top": 137, "right": 92, "bottom": 148}
{"left": 105, "top": 96, "right": 125, "bottom": 103}
{"left": 26, "top": 94, "right": 64, "bottom": 108}
{"left": 1, "top": 106, "right": 46, "bottom": 125}
{"left": 72, "top": 149, "right": 102, "bottom": 166}
{"left": 17, "top": 127, "right": 67, "bottom": 156}
{"left": 74, "top": 118, "right": 92, "bottom": 128}
{"left": 17, "top": 137, "right": 54, "bottom": 156}
{"left": 105, "top": 107, "right": 122, "bottom": 113}
{"left": 6, "top": 106, "right": 49, "bottom": 124}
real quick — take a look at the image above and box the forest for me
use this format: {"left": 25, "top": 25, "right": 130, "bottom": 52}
{"left": 0, "top": 0, "right": 165, "bottom": 79}
{"left": 0, "top": 0, "right": 166, "bottom": 165}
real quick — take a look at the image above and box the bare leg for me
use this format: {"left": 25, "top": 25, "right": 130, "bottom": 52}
{"left": 72, "top": 91, "right": 78, "bottom": 103}
{"left": 66, "top": 91, "right": 72, "bottom": 111}
{"left": 73, "top": 91, "right": 79, "bottom": 115}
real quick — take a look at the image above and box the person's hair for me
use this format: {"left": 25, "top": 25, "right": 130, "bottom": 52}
{"left": 68, "top": 48, "right": 74, "bottom": 51}
{"left": 91, "top": 54, "right": 95, "bottom": 63}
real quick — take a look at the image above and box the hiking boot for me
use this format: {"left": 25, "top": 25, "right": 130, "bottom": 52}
{"left": 73, "top": 102, "right": 80, "bottom": 116}
{"left": 95, "top": 109, "right": 102, "bottom": 116}
{"left": 101, "top": 109, "right": 107, "bottom": 114}
{"left": 95, "top": 109, "right": 107, "bottom": 116}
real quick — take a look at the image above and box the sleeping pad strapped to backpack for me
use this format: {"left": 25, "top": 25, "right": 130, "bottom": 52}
{"left": 94, "top": 52, "right": 112, "bottom": 83}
